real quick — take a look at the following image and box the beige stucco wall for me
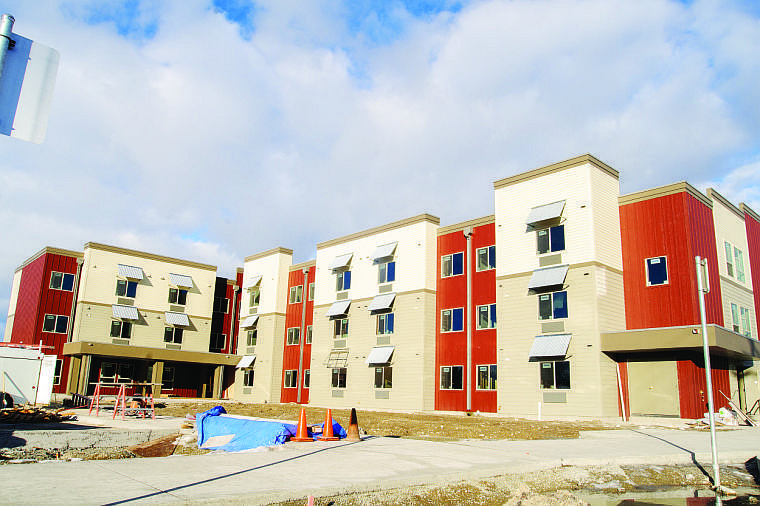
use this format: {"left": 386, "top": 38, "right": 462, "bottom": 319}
{"left": 3, "top": 269, "right": 22, "bottom": 342}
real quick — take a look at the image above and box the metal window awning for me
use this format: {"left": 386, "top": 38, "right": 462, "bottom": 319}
{"left": 326, "top": 349, "right": 349, "bottom": 368}
{"left": 526, "top": 200, "right": 565, "bottom": 226}
{"left": 365, "top": 345, "right": 395, "bottom": 365}
{"left": 112, "top": 304, "right": 139, "bottom": 320}
{"left": 329, "top": 253, "right": 353, "bottom": 270}
{"left": 243, "top": 275, "right": 262, "bottom": 289}
{"left": 169, "top": 273, "right": 193, "bottom": 288}
{"left": 529, "top": 334, "right": 571, "bottom": 358}
{"left": 165, "top": 311, "right": 190, "bottom": 326}
{"left": 326, "top": 300, "right": 351, "bottom": 317}
{"left": 241, "top": 315, "right": 259, "bottom": 328}
{"left": 368, "top": 292, "right": 396, "bottom": 312}
{"left": 118, "top": 264, "right": 144, "bottom": 280}
{"left": 527, "top": 265, "right": 569, "bottom": 291}
{"left": 371, "top": 242, "right": 398, "bottom": 261}
{"left": 236, "top": 355, "right": 256, "bottom": 368}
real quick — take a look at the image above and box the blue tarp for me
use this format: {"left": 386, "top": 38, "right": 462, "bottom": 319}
{"left": 196, "top": 406, "right": 346, "bottom": 452}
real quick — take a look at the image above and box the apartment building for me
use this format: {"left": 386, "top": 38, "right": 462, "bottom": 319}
{"left": 308, "top": 214, "right": 439, "bottom": 411}
{"left": 280, "top": 260, "right": 315, "bottom": 404}
{"left": 435, "top": 216, "right": 498, "bottom": 413}
{"left": 234, "top": 248, "right": 292, "bottom": 402}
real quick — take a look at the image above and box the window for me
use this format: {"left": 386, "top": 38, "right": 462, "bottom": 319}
{"left": 304, "top": 370, "right": 310, "bottom": 388}
{"left": 646, "top": 256, "right": 668, "bottom": 286}
{"left": 99, "top": 362, "right": 116, "bottom": 382}
{"left": 54, "top": 359, "right": 62, "bottom": 385}
{"left": 249, "top": 287, "right": 260, "bottom": 309}
{"left": 308, "top": 282, "right": 315, "bottom": 301}
{"left": 540, "top": 361, "right": 570, "bottom": 389}
{"left": 246, "top": 329, "right": 258, "bottom": 346}
{"left": 213, "top": 297, "right": 229, "bottom": 313}
{"left": 289, "top": 285, "right": 303, "bottom": 304}
{"left": 725, "top": 242, "right": 735, "bottom": 277}
{"left": 43, "top": 314, "right": 69, "bottom": 333}
{"left": 378, "top": 261, "right": 396, "bottom": 284}
{"left": 116, "top": 279, "right": 137, "bottom": 298}
{"left": 538, "top": 291, "right": 568, "bottom": 320}
{"left": 168, "top": 288, "right": 188, "bottom": 305}
{"left": 117, "top": 363, "right": 133, "bottom": 383}
{"left": 741, "top": 307, "right": 752, "bottom": 337}
{"left": 537, "top": 225, "right": 565, "bottom": 254}
{"left": 331, "top": 367, "right": 347, "bottom": 388}
{"left": 210, "top": 333, "right": 226, "bottom": 351}
{"left": 164, "top": 327, "right": 183, "bottom": 344}
{"left": 731, "top": 303, "right": 741, "bottom": 333}
{"left": 50, "top": 272, "right": 75, "bottom": 291}
{"left": 334, "top": 318, "right": 349, "bottom": 338}
{"left": 477, "top": 364, "right": 497, "bottom": 390}
{"left": 477, "top": 304, "right": 497, "bottom": 329}
{"left": 287, "top": 327, "right": 300, "bottom": 345}
{"left": 306, "top": 325, "right": 313, "bottom": 344}
{"left": 162, "top": 366, "right": 175, "bottom": 390}
{"left": 476, "top": 246, "right": 496, "bottom": 271}
{"left": 440, "top": 366, "right": 463, "bottom": 390}
{"left": 374, "top": 366, "right": 392, "bottom": 388}
{"left": 243, "top": 369, "right": 254, "bottom": 387}
{"left": 110, "top": 320, "right": 132, "bottom": 339}
{"left": 441, "top": 252, "right": 464, "bottom": 278}
{"left": 441, "top": 308, "right": 464, "bottom": 332}
{"left": 377, "top": 313, "right": 395, "bottom": 335}
{"left": 336, "top": 271, "right": 351, "bottom": 291}
{"left": 735, "top": 247, "right": 746, "bottom": 282}
{"left": 284, "top": 370, "right": 298, "bottom": 388}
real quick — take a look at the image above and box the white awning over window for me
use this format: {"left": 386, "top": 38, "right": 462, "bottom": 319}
{"left": 371, "top": 242, "right": 398, "bottom": 261}
{"left": 236, "top": 355, "right": 256, "bottom": 368}
{"left": 526, "top": 200, "right": 565, "bottom": 226}
{"left": 527, "top": 265, "right": 569, "bottom": 291}
{"left": 368, "top": 293, "right": 396, "bottom": 312}
{"left": 326, "top": 350, "right": 349, "bottom": 368}
{"left": 165, "top": 311, "right": 190, "bottom": 326}
{"left": 326, "top": 300, "right": 351, "bottom": 317}
{"left": 329, "top": 253, "right": 353, "bottom": 270}
{"left": 365, "top": 345, "right": 395, "bottom": 365}
{"left": 241, "top": 315, "right": 259, "bottom": 328}
{"left": 118, "top": 264, "right": 144, "bottom": 280}
{"left": 169, "top": 273, "right": 193, "bottom": 288}
{"left": 112, "top": 304, "right": 139, "bottom": 320}
{"left": 243, "top": 275, "right": 262, "bottom": 289}
{"left": 529, "top": 334, "right": 571, "bottom": 358}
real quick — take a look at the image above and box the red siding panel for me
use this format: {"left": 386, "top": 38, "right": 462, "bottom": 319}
{"left": 677, "top": 353, "right": 730, "bottom": 419}
{"left": 280, "top": 267, "right": 312, "bottom": 404}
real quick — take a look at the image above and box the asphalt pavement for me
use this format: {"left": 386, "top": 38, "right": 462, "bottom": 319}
{"left": 1, "top": 411, "right": 759, "bottom": 505}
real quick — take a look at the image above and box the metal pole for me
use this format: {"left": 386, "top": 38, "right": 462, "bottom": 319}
{"left": 696, "top": 256, "right": 721, "bottom": 492}
{"left": 296, "top": 267, "right": 309, "bottom": 404}
{"left": 0, "top": 14, "right": 14, "bottom": 82}
{"left": 464, "top": 227, "right": 473, "bottom": 412}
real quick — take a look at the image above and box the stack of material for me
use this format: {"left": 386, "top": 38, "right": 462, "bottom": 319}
{"left": 0, "top": 406, "right": 76, "bottom": 423}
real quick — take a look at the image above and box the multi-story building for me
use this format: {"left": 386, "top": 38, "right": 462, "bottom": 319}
{"left": 4, "top": 154, "right": 760, "bottom": 418}
{"left": 309, "top": 214, "right": 439, "bottom": 411}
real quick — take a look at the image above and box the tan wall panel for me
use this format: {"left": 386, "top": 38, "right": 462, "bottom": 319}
{"left": 627, "top": 360, "right": 680, "bottom": 416}
{"left": 233, "top": 313, "right": 285, "bottom": 402}
{"left": 720, "top": 277, "right": 756, "bottom": 339}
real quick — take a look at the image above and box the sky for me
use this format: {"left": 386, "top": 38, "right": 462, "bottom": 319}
{"left": 1, "top": 0, "right": 759, "bottom": 337}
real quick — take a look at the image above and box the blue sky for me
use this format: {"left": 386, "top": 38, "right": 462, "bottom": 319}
{"left": 1, "top": 0, "right": 760, "bottom": 338}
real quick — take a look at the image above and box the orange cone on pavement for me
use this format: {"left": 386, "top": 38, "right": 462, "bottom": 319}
{"left": 306, "top": 495, "right": 314, "bottom": 506}
{"left": 318, "top": 408, "right": 340, "bottom": 441}
{"left": 291, "top": 408, "right": 313, "bottom": 442}
{"left": 345, "top": 407, "right": 361, "bottom": 442}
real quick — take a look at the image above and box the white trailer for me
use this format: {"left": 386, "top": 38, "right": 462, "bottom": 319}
{"left": 0, "top": 346, "right": 56, "bottom": 406}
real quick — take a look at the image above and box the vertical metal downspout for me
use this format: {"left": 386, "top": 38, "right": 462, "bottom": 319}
{"left": 464, "top": 227, "right": 473, "bottom": 412}
{"left": 0, "top": 14, "right": 15, "bottom": 83}
{"left": 296, "top": 268, "right": 309, "bottom": 404}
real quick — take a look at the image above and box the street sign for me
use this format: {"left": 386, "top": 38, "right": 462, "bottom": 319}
{"left": 0, "top": 14, "right": 59, "bottom": 144}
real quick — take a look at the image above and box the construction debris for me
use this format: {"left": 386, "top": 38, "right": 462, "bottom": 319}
{"left": 126, "top": 433, "right": 180, "bottom": 458}
{"left": 0, "top": 406, "right": 77, "bottom": 424}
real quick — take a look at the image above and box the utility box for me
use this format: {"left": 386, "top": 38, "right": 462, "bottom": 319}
{"left": 0, "top": 347, "right": 56, "bottom": 405}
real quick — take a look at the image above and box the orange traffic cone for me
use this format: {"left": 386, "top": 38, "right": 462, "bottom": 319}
{"left": 306, "top": 495, "right": 314, "bottom": 506}
{"left": 318, "top": 408, "right": 340, "bottom": 441}
{"left": 291, "top": 408, "right": 313, "bottom": 442}
{"left": 345, "top": 407, "right": 361, "bottom": 442}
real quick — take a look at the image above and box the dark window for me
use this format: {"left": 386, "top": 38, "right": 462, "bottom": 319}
{"left": 377, "top": 313, "right": 394, "bottom": 335}
{"left": 336, "top": 270, "right": 351, "bottom": 291}
{"left": 164, "top": 327, "right": 183, "bottom": 344}
{"left": 476, "top": 246, "right": 496, "bottom": 271}
{"left": 43, "top": 314, "right": 68, "bottom": 333}
{"left": 440, "top": 365, "right": 464, "bottom": 389}
{"left": 243, "top": 369, "right": 254, "bottom": 387}
{"left": 477, "top": 364, "right": 497, "bottom": 390}
{"left": 168, "top": 288, "right": 188, "bottom": 305}
{"left": 374, "top": 366, "right": 392, "bottom": 388}
{"left": 331, "top": 368, "right": 347, "bottom": 388}
{"left": 442, "top": 252, "right": 464, "bottom": 277}
{"left": 110, "top": 320, "right": 132, "bottom": 339}
{"left": 50, "top": 272, "right": 75, "bottom": 291}
{"left": 540, "top": 361, "right": 570, "bottom": 389}
{"left": 213, "top": 297, "right": 229, "bottom": 313}
{"left": 116, "top": 280, "right": 137, "bottom": 298}
{"left": 538, "top": 291, "right": 568, "bottom": 320}
{"left": 441, "top": 308, "right": 464, "bottom": 332}
{"left": 284, "top": 370, "right": 298, "bottom": 388}
{"left": 537, "top": 225, "right": 565, "bottom": 254}
{"left": 646, "top": 256, "right": 668, "bottom": 286}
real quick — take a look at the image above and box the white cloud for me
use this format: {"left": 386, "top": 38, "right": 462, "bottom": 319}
{"left": 1, "top": 0, "right": 759, "bottom": 335}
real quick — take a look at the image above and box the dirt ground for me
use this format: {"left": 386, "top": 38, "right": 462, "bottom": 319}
{"left": 155, "top": 401, "right": 621, "bottom": 441}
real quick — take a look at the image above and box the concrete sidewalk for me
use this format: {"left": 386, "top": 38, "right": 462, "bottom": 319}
{"left": 1, "top": 424, "right": 759, "bottom": 505}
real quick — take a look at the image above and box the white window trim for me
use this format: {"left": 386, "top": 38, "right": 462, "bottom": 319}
{"left": 439, "top": 365, "right": 464, "bottom": 390}
{"left": 440, "top": 307, "right": 464, "bottom": 333}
